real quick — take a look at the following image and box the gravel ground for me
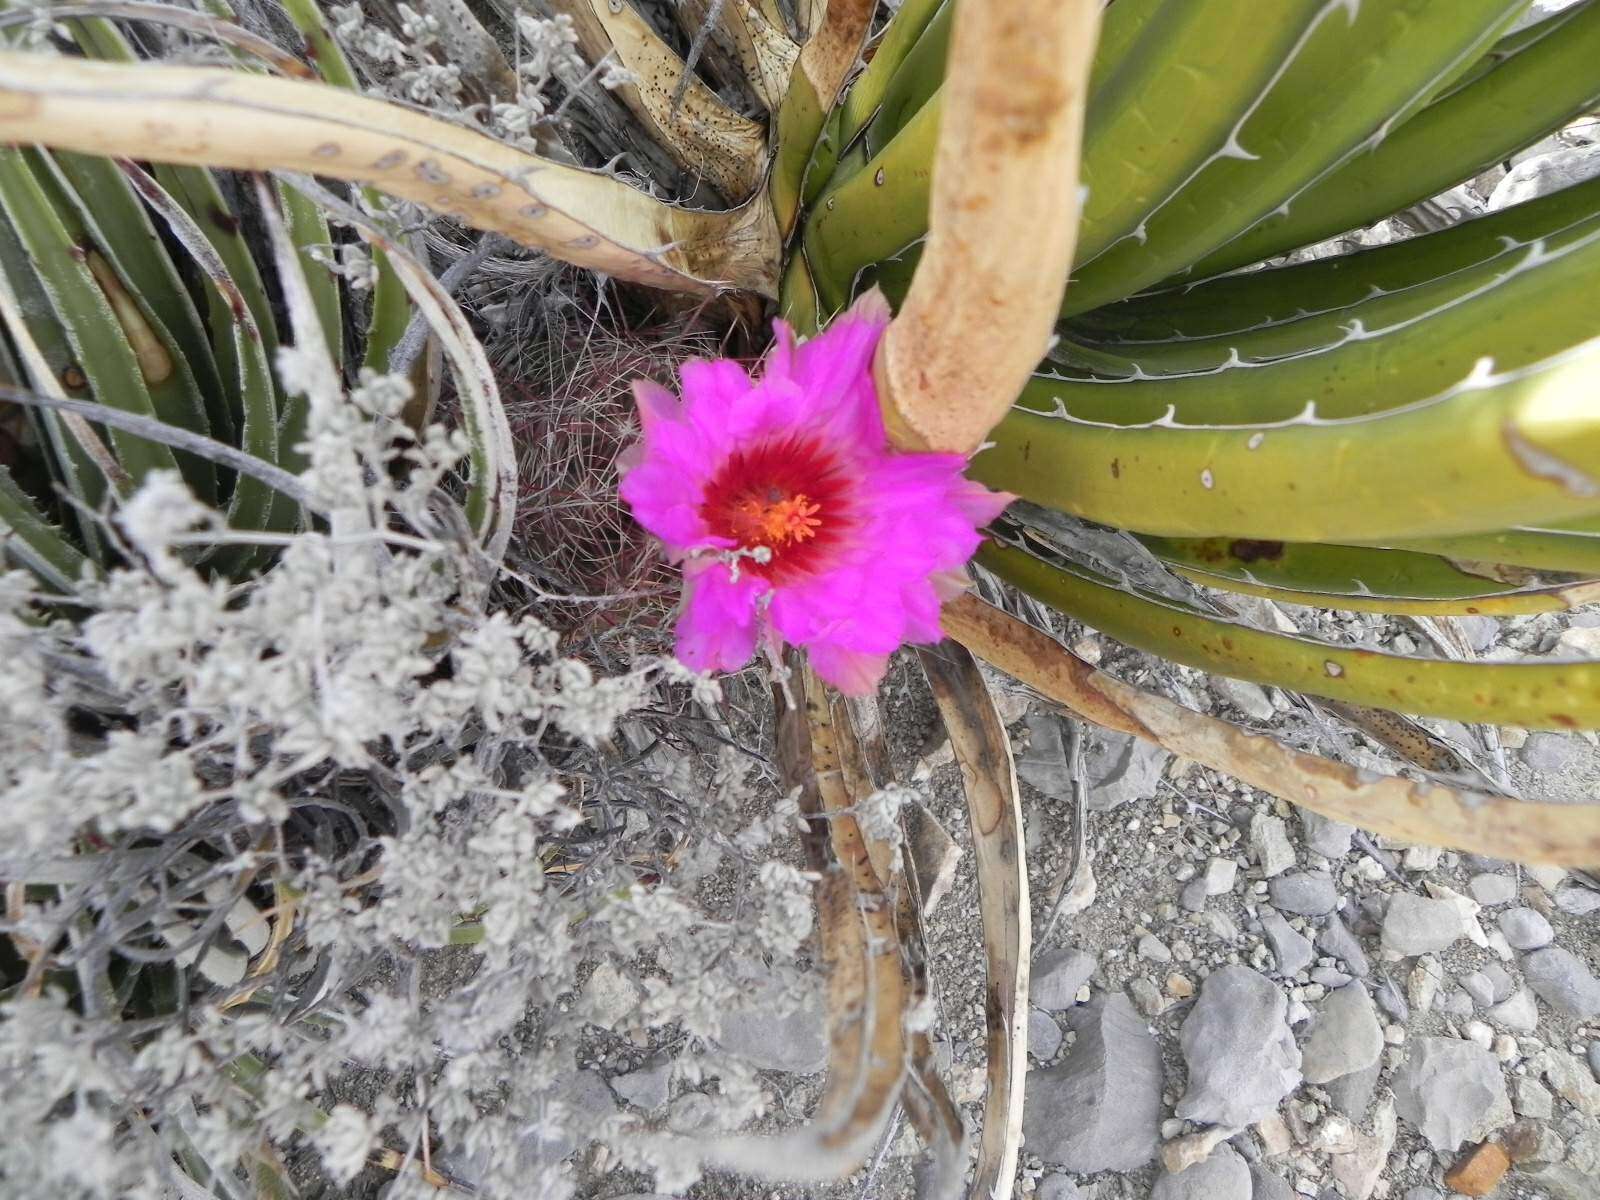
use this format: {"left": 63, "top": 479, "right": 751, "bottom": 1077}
{"left": 546, "top": 600, "right": 1600, "bottom": 1200}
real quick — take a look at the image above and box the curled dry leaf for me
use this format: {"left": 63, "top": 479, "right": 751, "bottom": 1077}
{"left": 943, "top": 594, "right": 1600, "bottom": 866}
{"left": 918, "top": 643, "right": 1030, "bottom": 1200}
{"left": 876, "top": 0, "right": 1101, "bottom": 454}
{"left": 0, "top": 52, "right": 780, "bottom": 297}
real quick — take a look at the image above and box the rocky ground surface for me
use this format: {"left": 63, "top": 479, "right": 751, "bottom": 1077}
{"left": 553, "top": 598, "right": 1600, "bottom": 1200}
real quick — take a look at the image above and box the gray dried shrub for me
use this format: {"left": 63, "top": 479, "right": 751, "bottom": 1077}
{"left": 0, "top": 345, "right": 814, "bottom": 1199}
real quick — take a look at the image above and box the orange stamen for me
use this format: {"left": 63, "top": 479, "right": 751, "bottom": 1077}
{"left": 733, "top": 492, "right": 822, "bottom": 547}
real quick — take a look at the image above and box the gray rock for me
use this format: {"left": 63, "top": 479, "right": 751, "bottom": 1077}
{"left": 1310, "top": 966, "right": 1350, "bottom": 989}
{"left": 1454, "top": 615, "right": 1498, "bottom": 653}
{"left": 1481, "top": 962, "right": 1514, "bottom": 1003}
{"left": 1036, "top": 1176, "right": 1083, "bottom": 1200}
{"left": 1180, "top": 877, "right": 1209, "bottom": 912}
{"left": 1301, "top": 983, "right": 1383, "bottom": 1085}
{"left": 1487, "top": 986, "right": 1539, "bottom": 1033}
{"left": 1514, "top": 1075, "right": 1554, "bottom": 1119}
{"left": 1269, "top": 871, "right": 1338, "bottom": 917}
{"left": 1324, "top": 1060, "right": 1382, "bottom": 1122}
{"left": 1029, "top": 1008, "right": 1063, "bottom": 1060}
{"left": 1460, "top": 971, "right": 1497, "bottom": 1007}
{"left": 1205, "top": 856, "right": 1240, "bottom": 896}
{"left": 1467, "top": 873, "right": 1518, "bottom": 907}
{"left": 1391, "top": 1036, "right": 1511, "bottom": 1152}
{"left": 1032, "top": 947, "right": 1096, "bottom": 1010}
{"left": 1554, "top": 885, "right": 1600, "bottom": 916}
{"left": 1139, "top": 934, "right": 1174, "bottom": 962}
{"left": 1299, "top": 811, "right": 1355, "bottom": 859}
{"left": 611, "top": 1059, "right": 672, "bottom": 1111}
{"left": 1534, "top": 1047, "right": 1600, "bottom": 1116}
{"left": 1215, "top": 677, "right": 1276, "bottom": 722}
{"left": 1250, "top": 813, "right": 1296, "bottom": 878}
{"left": 1523, "top": 947, "right": 1600, "bottom": 1018}
{"left": 521, "top": 1069, "right": 615, "bottom": 1163}
{"left": 715, "top": 984, "right": 827, "bottom": 1073}
{"left": 1175, "top": 966, "right": 1302, "bottom": 1128}
{"left": 1151, "top": 1144, "right": 1251, "bottom": 1200}
{"left": 1248, "top": 1165, "right": 1296, "bottom": 1200}
{"left": 1316, "top": 917, "right": 1371, "bottom": 978}
{"left": 1079, "top": 729, "right": 1171, "bottom": 811}
{"left": 1260, "top": 910, "right": 1314, "bottom": 975}
{"left": 1023, "top": 993, "right": 1163, "bottom": 1172}
{"left": 1589, "top": 1039, "right": 1600, "bottom": 1082}
{"left": 1402, "top": 1190, "right": 1442, "bottom": 1200}
{"left": 1520, "top": 730, "right": 1586, "bottom": 773}
{"left": 665, "top": 1091, "right": 716, "bottom": 1134}
{"left": 1435, "top": 986, "right": 1475, "bottom": 1019}
{"left": 1498, "top": 906, "right": 1554, "bottom": 950}
{"left": 581, "top": 962, "right": 643, "bottom": 1028}
{"left": 1381, "top": 894, "right": 1465, "bottom": 956}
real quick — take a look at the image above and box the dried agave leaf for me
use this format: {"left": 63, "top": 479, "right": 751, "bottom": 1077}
{"left": 918, "top": 642, "right": 1029, "bottom": 1200}
{"left": 553, "top": 0, "right": 768, "bottom": 200}
{"left": 705, "top": 664, "right": 911, "bottom": 1180}
{"left": 944, "top": 594, "right": 1600, "bottom": 866}
{"left": 0, "top": 51, "right": 780, "bottom": 297}
{"left": 676, "top": 0, "right": 799, "bottom": 111}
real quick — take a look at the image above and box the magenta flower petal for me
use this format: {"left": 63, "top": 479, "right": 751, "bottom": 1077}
{"left": 675, "top": 561, "right": 768, "bottom": 673}
{"left": 618, "top": 290, "right": 1012, "bottom": 696}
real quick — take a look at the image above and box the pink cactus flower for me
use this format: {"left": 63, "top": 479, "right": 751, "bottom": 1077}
{"left": 617, "top": 293, "right": 1014, "bottom": 695}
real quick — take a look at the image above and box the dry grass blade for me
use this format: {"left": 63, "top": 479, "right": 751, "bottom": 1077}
{"left": 943, "top": 593, "right": 1600, "bottom": 866}
{"left": 706, "top": 662, "right": 910, "bottom": 1180}
{"left": 917, "top": 642, "right": 1029, "bottom": 1200}
{"left": 875, "top": 0, "right": 1101, "bottom": 453}
{"left": 553, "top": 0, "right": 768, "bottom": 200}
{"left": 0, "top": 52, "right": 780, "bottom": 297}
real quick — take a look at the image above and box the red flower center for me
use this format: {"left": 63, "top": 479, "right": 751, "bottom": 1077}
{"left": 700, "top": 434, "right": 854, "bottom": 583}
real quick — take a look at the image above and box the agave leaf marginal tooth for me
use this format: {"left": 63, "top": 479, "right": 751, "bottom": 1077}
{"left": 917, "top": 642, "right": 1029, "bottom": 1200}
{"left": 876, "top": 0, "right": 1101, "bottom": 455}
{"left": 977, "top": 332, "right": 1600, "bottom": 542}
{"left": 943, "top": 594, "right": 1600, "bottom": 867}
{"left": 551, "top": 0, "right": 767, "bottom": 202}
{"left": 1061, "top": 0, "right": 1528, "bottom": 317}
{"left": 1075, "top": 174, "right": 1600, "bottom": 344}
{"left": 1140, "top": 535, "right": 1600, "bottom": 616}
{"left": 0, "top": 52, "right": 782, "bottom": 298}
{"left": 1183, "top": 0, "right": 1600, "bottom": 283}
{"left": 980, "top": 539, "right": 1600, "bottom": 731}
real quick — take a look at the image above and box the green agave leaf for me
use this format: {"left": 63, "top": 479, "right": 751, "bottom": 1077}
{"left": 857, "top": 0, "right": 949, "bottom": 159}
{"left": 1426, "top": 0, "right": 1590, "bottom": 104}
{"left": 1061, "top": 0, "right": 1525, "bottom": 316}
{"left": 837, "top": 0, "right": 946, "bottom": 147}
{"left": 1074, "top": 174, "right": 1600, "bottom": 343}
{"left": 1142, "top": 535, "right": 1600, "bottom": 616}
{"left": 0, "top": 462, "right": 90, "bottom": 590}
{"left": 121, "top": 164, "right": 282, "bottom": 538}
{"left": 1383, "top": 519, "right": 1600, "bottom": 576}
{"left": 972, "top": 335, "right": 1600, "bottom": 542}
{"left": 0, "top": 149, "right": 181, "bottom": 486}
{"left": 980, "top": 538, "right": 1600, "bottom": 730}
{"left": 1183, "top": 0, "right": 1600, "bottom": 283}
{"left": 25, "top": 148, "right": 219, "bottom": 503}
{"left": 1031, "top": 217, "right": 1600, "bottom": 423}
{"left": 1051, "top": 207, "right": 1600, "bottom": 382}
